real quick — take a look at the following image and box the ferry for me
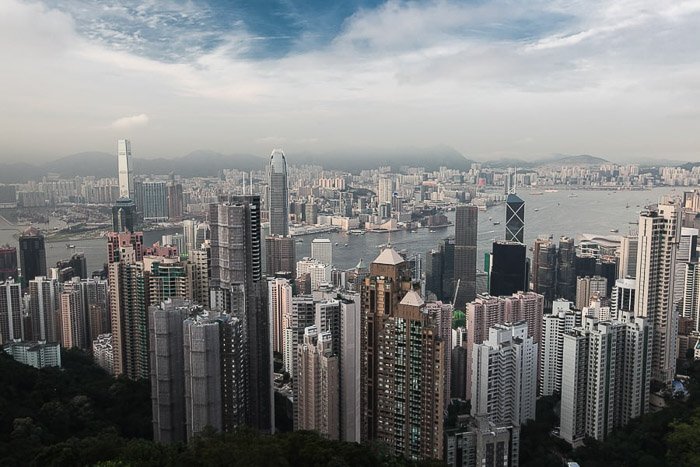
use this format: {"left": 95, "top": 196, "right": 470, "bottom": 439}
{"left": 610, "top": 229, "right": 619, "bottom": 233}
{"left": 493, "top": 221, "right": 501, "bottom": 225}
{"left": 534, "top": 208, "right": 540, "bottom": 212}
{"left": 66, "top": 244, "right": 76, "bottom": 249}
{"left": 544, "top": 189, "right": 559, "bottom": 193}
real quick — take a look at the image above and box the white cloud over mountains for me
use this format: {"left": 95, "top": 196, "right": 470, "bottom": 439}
{"left": 0, "top": 0, "right": 699, "bottom": 162}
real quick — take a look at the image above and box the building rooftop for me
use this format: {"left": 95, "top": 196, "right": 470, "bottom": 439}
{"left": 400, "top": 290, "right": 425, "bottom": 308}
{"left": 373, "top": 247, "right": 405, "bottom": 266}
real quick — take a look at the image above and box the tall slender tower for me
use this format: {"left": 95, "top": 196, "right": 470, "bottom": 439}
{"left": 505, "top": 193, "right": 525, "bottom": 244}
{"left": 454, "top": 205, "right": 478, "bottom": 308}
{"left": 209, "top": 195, "right": 272, "bottom": 432}
{"left": 267, "top": 149, "right": 289, "bottom": 237}
{"left": 635, "top": 201, "right": 681, "bottom": 386}
{"left": 117, "top": 139, "right": 134, "bottom": 199}
{"left": 19, "top": 227, "right": 47, "bottom": 286}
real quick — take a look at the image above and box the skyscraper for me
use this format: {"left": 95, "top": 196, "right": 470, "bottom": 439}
{"left": 618, "top": 235, "right": 638, "bottom": 279}
{"left": 267, "top": 149, "right": 289, "bottom": 237}
{"left": 141, "top": 181, "right": 169, "bottom": 221}
{"left": 296, "top": 326, "right": 340, "bottom": 439}
{"left": 28, "top": 276, "right": 59, "bottom": 343}
{"left": 311, "top": 238, "right": 333, "bottom": 266}
{"left": 0, "top": 279, "right": 23, "bottom": 345}
{"left": 269, "top": 277, "right": 292, "bottom": 355}
{"left": 635, "top": 201, "right": 681, "bottom": 386}
{"left": 19, "top": 227, "right": 46, "bottom": 286}
{"left": 0, "top": 246, "right": 18, "bottom": 282}
{"left": 209, "top": 195, "right": 272, "bottom": 432}
{"left": 117, "top": 139, "right": 134, "bottom": 199}
{"left": 454, "top": 205, "right": 478, "bottom": 308}
{"left": 532, "top": 238, "right": 557, "bottom": 310}
{"left": 540, "top": 301, "right": 582, "bottom": 396}
{"left": 60, "top": 277, "right": 88, "bottom": 349}
{"left": 556, "top": 236, "right": 576, "bottom": 301}
{"left": 360, "top": 249, "right": 445, "bottom": 460}
{"left": 575, "top": 276, "right": 608, "bottom": 310}
{"left": 112, "top": 198, "right": 136, "bottom": 233}
{"left": 505, "top": 193, "right": 525, "bottom": 244}
{"left": 265, "top": 235, "right": 296, "bottom": 276}
{"left": 489, "top": 241, "right": 527, "bottom": 296}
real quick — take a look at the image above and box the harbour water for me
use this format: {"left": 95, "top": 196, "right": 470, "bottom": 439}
{"left": 0, "top": 187, "right": 680, "bottom": 275}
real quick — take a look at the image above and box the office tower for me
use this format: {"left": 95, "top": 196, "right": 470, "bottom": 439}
{"left": 575, "top": 254, "right": 597, "bottom": 279}
{"left": 28, "top": 276, "right": 59, "bottom": 343}
{"left": 107, "top": 231, "right": 144, "bottom": 264}
{"left": 109, "top": 244, "right": 148, "bottom": 379}
{"left": 540, "top": 303, "right": 582, "bottom": 396}
{"left": 618, "top": 235, "right": 638, "bottom": 279}
{"left": 117, "top": 139, "right": 134, "bottom": 199}
{"left": 19, "top": 227, "right": 47, "bottom": 286}
{"left": 209, "top": 195, "right": 271, "bottom": 432}
{"left": 377, "top": 177, "right": 395, "bottom": 204}
{"left": 182, "top": 220, "right": 196, "bottom": 255}
{"left": 296, "top": 326, "right": 340, "bottom": 439}
{"left": 557, "top": 236, "right": 576, "bottom": 301}
{"left": 636, "top": 202, "right": 681, "bottom": 386}
{"left": 0, "top": 246, "right": 18, "bottom": 282}
{"left": 314, "top": 299, "right": 341, "bottom": 360}
{"left": 60, "top": 278, "right": 88, "bottom": 349}
{"left": 82, "top": 277, "right": 110, "bottom": 343}
{"left": 575, "top": 276, "right": 608, "bottom": 310}
{"left": 611, "top": 278, "right": 636, "bottom": 317}
{"left": 360, "top": 249, "right": 445, "bottom": 460}
{"left": 195, "top": 222, "right": 210, "bottom": 248}
{"left": 143, "top": 256, "right": 189, "bottom": 306}
{"left": 425, "top": 249, "right": 443, "bottom": 299}
{"left": 338, "top": 294, "right": 361, "bottom": 442}
{"left": 187, "top": 248, "right": 210, "bottom": 308}
{"left": 560, "top": 313, "right": 650, "bottom": 445}
{"left": 140, "top": 181, "right": 169, "bottom": 221}
{"left": 267, "top": 149, "right": 289, "bottom": 237}
{"left": 305, "top": 201, "right": 318, "bottom": 225}
{"left": 269, "top": 278, "right": 292, "bottom": 355}
{"left": 454, "top": 205, "right": 478, "bottom": 308}
{"left": 340, "top": 191, "right": 353, "bottom": 217}
{"left": 149, "top": 299, "right": 193, "bottom": 444}
{"left": 505, "top": 193, "right": 525, "bottom": 244}
{"left": 489, "top": 241, "right": 527, "bottom": 296}
{"left": 167, "top": 183, "right": 184, "bottom": 220}
{"left": 532, "top": 238, "right": 557, "bottom": 309}
{"left": 311, "top": 238, "right": 333, "bottom": 266}
{"left": 265, "top": 235, "right": 296, "bottom": 276}
{"left": 465, "top": 293, "right": 543, "bottom": 402}
{"left": 112, "top": 198, "right": 136, "bottom": 233}
{"left": 445, "top": 414, "right": 519, "bottom": 467}
{"left": 0, "top": 279, "right": 23, "bottom": 345}
{"left": 471, "top": 322, "right": 537, "bottom": 432}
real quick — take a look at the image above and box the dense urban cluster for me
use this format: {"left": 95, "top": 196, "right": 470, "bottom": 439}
{"left": 1, "top": 140, "right": 700, "bottom": 466}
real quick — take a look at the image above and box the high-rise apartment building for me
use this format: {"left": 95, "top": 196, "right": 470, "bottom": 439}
{"left": 143, "top": 256, "right": 189, "bottom": 306}
{"left": 575, "top": 276, "right": 608, "bottom": 310}
{"left": 377, "top": 177, "right": 395, "bottom": 205}
{"left": 360, "top": 248, "right": 445, "bottom": 460}
{"left": 269, "top": 277, "right": 292, "bottom": 355}
{"left": 560, "top": 313, "right": 650, "bottom": 445}
{"left": 140, "top": 181, "right": 169, "bottom": 221}
{"left": 635, "top": 201, "right": 681, "bottom": 386}
{"left": 209, "top": 195, "right": 272, "bottom": 432}
{"left": 296, "top": 326, "right": 340, "bottom": 439}
{"left": 454, "top": 205, "right": 478, "bottom": 308}
{"left": 0, "top": 279, "right": 23, "bottom": 345}
{"left": 28, "top": 276, "right": 59, "bottom": 343}
{"left": 618, "top": 235, "right": 638, "bottom": 279}
{"left": 267, "top": 149, "right": 289, "bottom": 237}
{"left": 117, "top": 139, "right": 134, "bottom": 199}
{"left": 532, "top": 237, "right": 557, "bottom": 310}
{"left": 19, "top": 227, "right": 47, "bottom": 286}
{"left": 60, "top": 277, "right": 88, "bottom": 349}
{"left": 186, "top": 247, "right": 210, "bottom": 309}
{"left": 557, "top": 236, "right": 577, "bottom": 301}
{"left": 540, "top": 301, "right": 582, "bottom": 396}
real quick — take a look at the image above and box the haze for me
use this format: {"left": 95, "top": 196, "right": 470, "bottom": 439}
{"left": 1, "top": 0, "right": 699, "bottom": 163}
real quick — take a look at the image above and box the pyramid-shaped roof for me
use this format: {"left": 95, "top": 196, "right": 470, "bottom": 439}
{"left": 400, "top": 290, "right": 425, "bottom": 308}
{"left": 373, "top": 247, "right": 405, "bottom": 266}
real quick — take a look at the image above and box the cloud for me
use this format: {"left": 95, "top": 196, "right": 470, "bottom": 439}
{"left": 110, "top": 113, "right": 149, "bottom": 129}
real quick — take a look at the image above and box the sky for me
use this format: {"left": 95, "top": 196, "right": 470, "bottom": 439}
{"left": 1, "top": 0, "right": 699, "bottom": 163}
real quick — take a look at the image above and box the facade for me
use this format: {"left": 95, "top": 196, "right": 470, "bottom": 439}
{"left": 454, "top": 205, "right": 478, "bottom": 308}
{"left": 471, "top": 322, "right": 537, "bottom": 432}
{"left": 112, "top": 198, "right": 136, "bottom": 233}
{"left": 209, "top": 195, "right": 272, "bottom": 432}
{"left": 28, "top": 276, "right": 59, "bottom": 343}
{"left": 575, "top": 276, "right": 608, "bottom": 310}
{"left": 3, "top": 341, "right": 61, "bottom": 369}
{"left": 445, "top": 415, "right": 519, "bottom": 467}
{"left": 0, "top": 279, "right": 23, "bottom": 344}
{"left": 0, "top": 246, "right": 18, "bottom": 282}
{"left": 297, "top": 257, "right": 331, "bottom": 290}
{"left": 265, "top": 235, "right": 296, "bottom": 276}
{"left": 92, "top": 333, "right": 114, "bottom": 374}
{"left": 540, "top": 301, "right": 582, "bottom": 396}
{"left": 360, "top": 248, "right": 445, "bottom": 460}
{"left": 19, "top": 227, "right": 47, "bottom": 286}
{"left": 267, "top": 149, "right": 290, "bottom": 237}
{"left": 269, "top": 277, "right": 292, "bottom": 355}
{"left": 143, "top": 256, "right": 189, "bottom": 306}
{"left": 186, "top": 248, "right": 210, "bottom": 309}
{"left": 505, "top": 194, "right": 525, "bottom": 244}
{"left": 532, "top": 238, "right": 557, "bottom": 310}
{"left": 60, "top": 278, "right": 88, "bottom": 349}
{"left": 117, "top": 139, "right": 134, "bottom": 199}
{"left": 141, "top": 181, "right": 169, "bottom": 221}
{"left": 296, "top": 326, "right": 340, "bottom": 439}
{"left": 557, "top": 237, "right": 577, "bottom": 301}
{"left": 618, "top": 235, "right": 638, "bottom": 279}
{"left": 560, "top": 313, "right": 651, "bottom": 445}
{"left": 311, "top": 238, "right": 333, "bottom": 266}
{"left": 489, "top": 242, "right": 527, "bottom": 297}
{"left": 635, "top": 202, "right": 681, "bottom": 385}
{"left": 611, "top": 278, "right": 636, "bottom": 317}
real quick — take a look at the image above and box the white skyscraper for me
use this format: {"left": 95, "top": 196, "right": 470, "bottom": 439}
{"left": 471, "top": 321, "right": 537, "bottom": 429}
{"left": 311, "top": 238, "right": 333, "bottom": 266}
{"left": 635, "top": 201, "right": 681, "bottom": 385}
{"left": 117, "top": 139, "right": 134, "bottom": 199}
{"left": 540, "top": 303, "right": 582, "bottom": 396}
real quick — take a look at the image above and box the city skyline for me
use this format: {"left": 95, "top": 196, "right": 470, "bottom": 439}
{"left": 1, "top": 0, "right": 699, "bottom": 162}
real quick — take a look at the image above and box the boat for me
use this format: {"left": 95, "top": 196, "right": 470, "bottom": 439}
{"left": 66, "top": 244, "right": 76, "bottom": 249}
{"left": 344, "top": 243, "right": 348, "bottom": 247}
{"left": 429, "top": 229, "right": 436, "bottom": 233}
{"left": 335, "top": 242, "right": 339, "bottom": 246}
{"left": 493, "top": 221, "right": 500, "bottom": 225}
{"left": 544, "top": 189, "right": 559, "bottom": 193}
{"left": 534, "top": 208, "right": 540, "bottom": 212}
{"left": 610, "top": 229, "right": 619, "bottom": 233}
{"left": 297, "top": 239, "right": 303, "bottom": 243}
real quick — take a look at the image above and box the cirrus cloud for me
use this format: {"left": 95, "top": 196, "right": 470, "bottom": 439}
{"left": 110, "top": 113, "right": 149, "bottom": 129}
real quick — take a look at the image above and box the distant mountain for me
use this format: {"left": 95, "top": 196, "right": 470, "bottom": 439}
{"left": 534, "top": 154, "right": 609, "bottom": 166}
{"left": 46, "top": 152, "right": 116, "bottom": 178}
{"left": 0, "top": 162, "right": 44, "bottom": 183}
{"left": 293, "top": 145, "right": 473, "bottom": 172}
